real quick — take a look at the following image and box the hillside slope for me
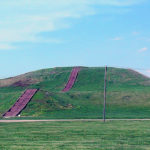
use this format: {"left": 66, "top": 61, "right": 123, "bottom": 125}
{"left": 0, "top": 67, "right": 150, "bottom": 119}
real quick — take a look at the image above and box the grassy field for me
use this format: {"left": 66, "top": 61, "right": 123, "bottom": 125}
{"left": 0, "top": 67, "right": 150, "bottom": 119}
{"left": 0, "top": 121, "right": 150, "bottom": 150}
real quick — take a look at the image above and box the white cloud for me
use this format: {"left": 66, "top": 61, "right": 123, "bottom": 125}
{"left": 0, "top": 43, "right": 15, "bottom": 50}
{"left": 0, "top": 0, "right": 146, "bottom": 49}
{"left": 144, "top": 70, "right": 150, "bottom": 77}
{"left": 138, "top": 47, "right": 148, "bottom": 53}
{"left": 132, "top": 31, "right": 139, "bottom": 35}
{"left": 112, "top": 37, "right": 122, "bottom": 41}
{"left": 146, "top": 70, "right": 150, "bottom": 73}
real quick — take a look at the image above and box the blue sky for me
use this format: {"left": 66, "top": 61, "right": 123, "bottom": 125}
{"left": 0, "top": 0, "right": 150, "bottom": 78}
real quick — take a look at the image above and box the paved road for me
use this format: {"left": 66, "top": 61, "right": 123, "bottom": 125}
{"left": 1, "top": 119, "right": 150, "bottom": 123}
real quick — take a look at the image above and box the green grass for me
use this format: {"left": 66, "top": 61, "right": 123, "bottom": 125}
{"left": 0, "top": 67, "right": 150, "bottom": 119}
{"left": 15, "top": 90, "right": 150, "bottom": 119}
{"left": 0, "top": 121, "right": 150, "bottom": 150}
{"left": 0, "top": 87, "right": 24, "bottom": 117}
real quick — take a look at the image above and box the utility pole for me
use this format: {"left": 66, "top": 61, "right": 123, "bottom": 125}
{"left": 103, "top": 66, "right": 107, "bottom": 122}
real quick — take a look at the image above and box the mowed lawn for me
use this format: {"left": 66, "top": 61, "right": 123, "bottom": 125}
{"left": 0, "top": 121, "right": 150, "bottom": 150}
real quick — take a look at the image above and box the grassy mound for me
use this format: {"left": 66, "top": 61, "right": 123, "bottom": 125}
{"left": 0, "top": 67, "right": 150, "bottom": 119}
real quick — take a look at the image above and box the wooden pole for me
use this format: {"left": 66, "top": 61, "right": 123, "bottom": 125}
{"left": 103, "top": 66, "right": 107, "bottom": 122}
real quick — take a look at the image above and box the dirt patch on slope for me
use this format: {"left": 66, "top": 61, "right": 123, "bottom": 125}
{"left": 11, "top": 79, "right": 38, "bottom": 87}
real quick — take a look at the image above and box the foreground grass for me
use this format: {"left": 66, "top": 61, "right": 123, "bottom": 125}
{"left": 0, "top": 121, "right": 150, "bottom": 150}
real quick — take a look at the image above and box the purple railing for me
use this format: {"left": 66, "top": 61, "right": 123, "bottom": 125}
{"left": 3, "top": 89, "right": 38, "bottom": 118}
{"left": 62, "top": 67, "right": 80, "bottom": 92}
